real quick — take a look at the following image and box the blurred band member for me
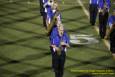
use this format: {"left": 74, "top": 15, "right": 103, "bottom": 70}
{"left": 98, "top": 0, "right": 111, "bottom": 39}
{"left": 40, "top": 0, "right": 48, "bottom": 28}
{"left": 105, "top": 9, "right": 115, "bottom": 59}
{"left": 89, "top": 0, "right": 99, "bottom": 25}
{"left": 44, "top": 0, "right": 54, "bottom": 29}
{"left": 50, "top": 18, "right": 69, "bottom": 77}
{"left": 47, "top": 7, "right": 62, "bottom": 35}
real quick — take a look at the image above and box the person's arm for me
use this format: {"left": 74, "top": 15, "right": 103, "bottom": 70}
{"left": 50, "top": 36, "right": 61, "bottom": 55}
{"left": 61, "top": 32, "right": 70, "bottom": 47}
{"left": 105, "top": 16, "right": 114, "bottom": 39}
{"left": 51, "top": 45, "right": 60, "bottom": 51}
{"left": 65, "top": 32, "right": 70, "bottom": 47}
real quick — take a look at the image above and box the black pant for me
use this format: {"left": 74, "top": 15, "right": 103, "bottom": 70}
{"left": 50, "top": 47, "right": 66, "bottom": 77}
{"left": 42, "top": 12, "right": 47, "bottom": 29}
{"left": 110, "top": 29, "right": 115, "bottom": 53}
{"left": 99, "top": 12, "right": 109, "bottom": 38}
{"left": 89, "top": 4, "right": 98, "bottom": 25}
{"left": 39, "top": 0, "right": 44, "bottom": 16}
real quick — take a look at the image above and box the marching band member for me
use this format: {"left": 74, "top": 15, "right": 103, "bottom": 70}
{"left": 50, "top": 18, "right": 69, "bottom": 77}
{"left": 89, "top": 0, "right": 99, "bottom": 25}
{"left": 105, "top": 9, "right": 115, "bottom": 59}
{"left": 98, "top": 0, "right": 111, "bottom": 39}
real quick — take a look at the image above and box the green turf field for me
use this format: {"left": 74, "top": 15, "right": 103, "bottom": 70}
{"left": 0, "top": 0, "right": 115, "bottom": 77}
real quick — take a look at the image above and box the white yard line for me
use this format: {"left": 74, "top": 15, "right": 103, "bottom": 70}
{"left": 76, "top": 0, "right": 110, "bottom": 50}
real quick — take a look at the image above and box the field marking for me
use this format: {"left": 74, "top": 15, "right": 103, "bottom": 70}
{"left": 76, "top": 0, "right": 110, "bottom": 50}
{"left": 70, "top": 34, "right": 99, "bottom": 45}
